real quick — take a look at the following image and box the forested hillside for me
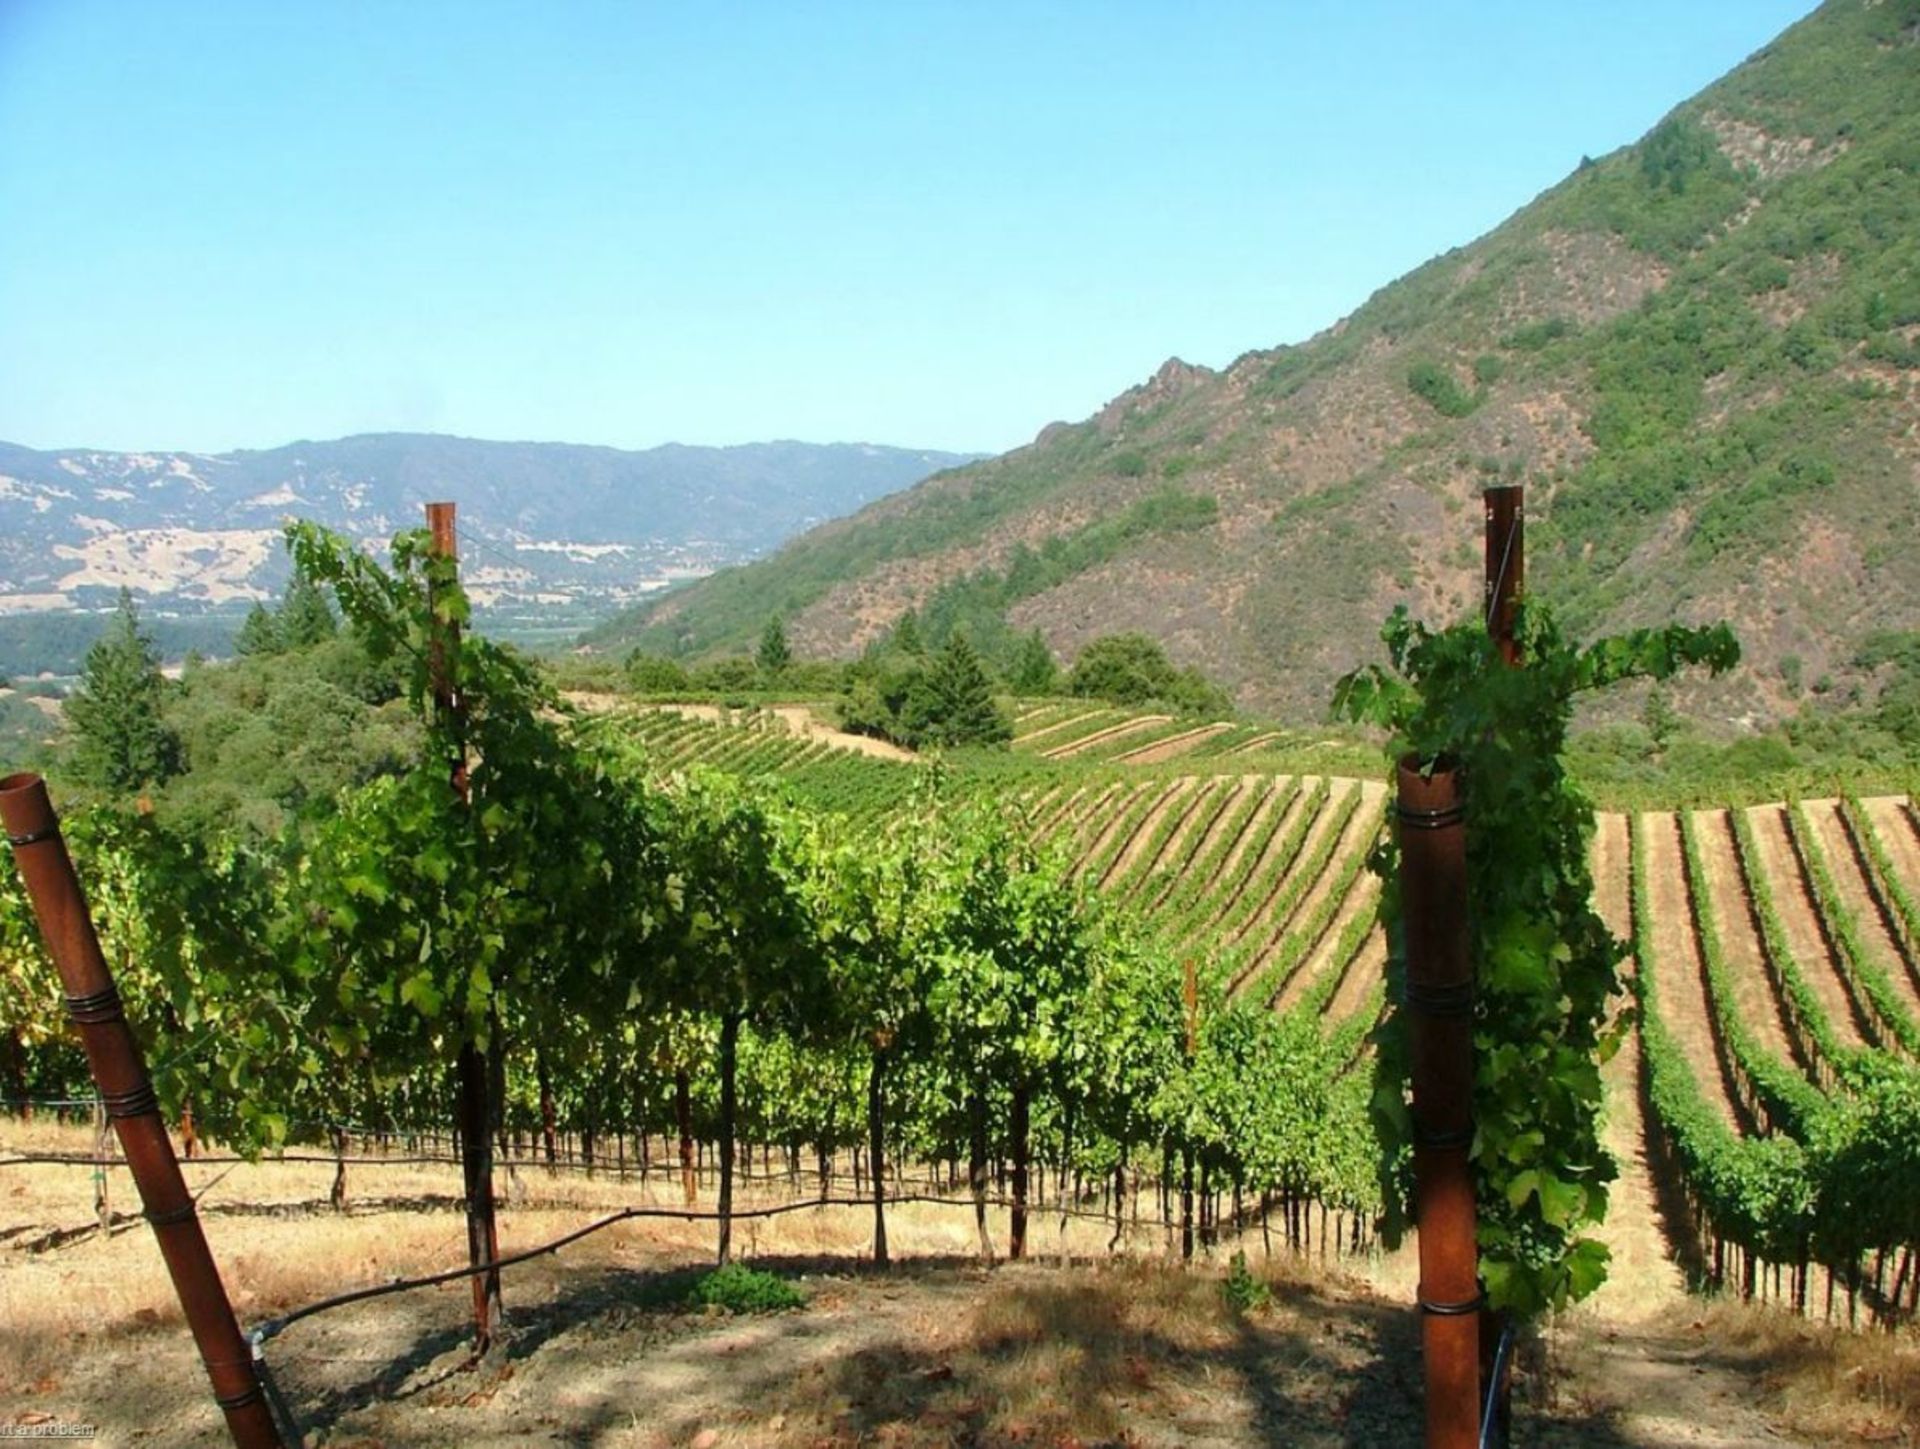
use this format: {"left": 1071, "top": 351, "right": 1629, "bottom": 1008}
{"left": 589, "top": 0, "right": 1920, "bottom": 725}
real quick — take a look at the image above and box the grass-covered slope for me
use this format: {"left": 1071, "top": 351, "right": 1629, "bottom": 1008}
{"left": 586, "top": 0, "right": 1920, "bottom": 724}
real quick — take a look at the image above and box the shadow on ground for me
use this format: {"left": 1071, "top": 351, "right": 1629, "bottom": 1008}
{"left": 262, "top": 1252, "right": 1786, "bottom": 1448}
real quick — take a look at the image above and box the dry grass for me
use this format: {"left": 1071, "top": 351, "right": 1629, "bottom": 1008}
{"left": 1695, "top": 1297, "right": 1920, "bottom": 1443}
{"left": 950, "top": 1264, "right": 1235, "bottom": 1441}
{"left": 731, "top": 1256, "right": 1341, "bottom": 1448}
{"left": 11, "top": 1118, "right": 1919, "bottom": 1446}
{"left": 0, "top": 1119, "right": 1194, "bottom": 1397}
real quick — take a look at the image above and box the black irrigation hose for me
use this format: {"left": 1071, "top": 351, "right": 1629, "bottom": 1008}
{"left": 1479, "top": 1317, "right": 1517, "bottom": 1449}
{"left": 252, "top": 1349, "right": 308, "bottom": 1449}
{"left": 244, "top": 1188, "right": 1133, "bottom": 1449}
{"left": 249, "top": 1191, "right": 1010, "bottom": 1343}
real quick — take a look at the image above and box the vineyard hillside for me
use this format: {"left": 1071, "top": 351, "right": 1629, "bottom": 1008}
{"left": 603, "top": 701, "right": 1920, "bottom": 1328}
{"left": 586, "top": 0, "right": 1920, "bottom": 727}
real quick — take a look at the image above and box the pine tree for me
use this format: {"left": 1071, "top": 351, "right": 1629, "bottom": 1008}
{"left": 234, "top": 603, "right": 283, "bottom": 657}
{"left": 66, "top": 589, "right": 182, "bottom": 792}
{"left": 1007, "top": 629, "right": 1060, "bottom": 696}
{"left": 757, "top": 616, "right": 792, "bottom": 676}
{"left": 890, "top": 611, "right": 924, "bottom": 658}
{"left": 921, "top": 635, "right": 1011, "bottom": 748}
{"left": 280, "top": 574, "right": 338, "bottom": 649}
{"left": 1643, "top": 683, "right": 1679, "bottom": 753}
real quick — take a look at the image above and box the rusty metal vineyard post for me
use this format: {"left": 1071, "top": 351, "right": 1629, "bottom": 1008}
{"left": 0, "top": 773, "right": 285, "bottom": 1449}
{"left": 1399, "top": 756, "right": 1478, "bottom": 1449}
{"left": 1484, "top": 484, "right": 1523, "bottom": 666}
{"left": 1400, "top": 485, "right": 1525, "bottom": 1447}
{"left": 425, "top": 500, "right": 505, "bottom": 1354}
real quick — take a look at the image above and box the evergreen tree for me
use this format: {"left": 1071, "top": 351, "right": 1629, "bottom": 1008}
{"left": 757, "top": 615, "right": 792, "bottom": 676}
{"left": 279, "top": 574, "right": 338, "bottom": 649}
{"left": 66, "top": 588, "right": 182, "bottom": 792}
{"left": 1006, "top": 628, "right": 1060, "bottom": 696}
{"left": 920, "top": 635, "right": 1012, "bottom": 748}
{"left": 1643, "top": 683, "right": 1679, "bottom": 753}
{"left": 234, "top": 603, "right": 283, "bottom": 657}
{"left": 890, "top": 610, "right": 925, "bottom": 658}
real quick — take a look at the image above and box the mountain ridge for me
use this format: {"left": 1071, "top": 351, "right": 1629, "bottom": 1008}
{"left": 586, "top": 0, "right": 1920, "bottom": 727}
{"left": 0, "top": 432, "right": 979, "bottom": 617}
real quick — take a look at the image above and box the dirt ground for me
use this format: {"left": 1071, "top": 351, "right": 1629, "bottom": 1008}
{"left": 5, "top": 1119, "right": 1907, "bottom": 1448}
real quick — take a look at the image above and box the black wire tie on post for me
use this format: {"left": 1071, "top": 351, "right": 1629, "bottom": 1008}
{"left": 1395, "top": 801, "right": 1466, "bottom": 831}
{"left": 214, "top": 1383, "right": 268, "bottom": 1412}
{"left": 1412, "top": 1122, "right": 1476, "bottom": 1151}
{"left": 65, "top": 987, "right": 126, "bottom": 1024}
{"left": 6, "top": 823, "right": 60, "bottom": 848}
{"left": 1418, "top": 1290, "right": 1488, "bottom": 1317}
{"left": 102, "top": 1082, "right": 161, "bottom": 1119}
{"left": 1404, "top": 979, "right": 1476, "bottom": 1017}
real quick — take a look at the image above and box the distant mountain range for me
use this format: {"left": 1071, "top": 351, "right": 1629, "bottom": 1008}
{"left": 588, "top": 0, "right": 1920, "bottom": 726}
{"left": 0, "top": 433, "right": 977, "bottom": 619}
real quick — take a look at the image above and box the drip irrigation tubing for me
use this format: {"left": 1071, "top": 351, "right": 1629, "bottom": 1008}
{"left": 254, "top": 1192, "right": 1022, "bottom": 1342}
{"left": 243, "top": 1186, "right": 1270, "bottom": 1449}
{"left": 1479, "top": 1317, "right": 1517, "bottom": 1449}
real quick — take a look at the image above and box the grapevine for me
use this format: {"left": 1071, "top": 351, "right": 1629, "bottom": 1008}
{"left": 1335, "top": 603, "right": 1738, "bottom": 1314}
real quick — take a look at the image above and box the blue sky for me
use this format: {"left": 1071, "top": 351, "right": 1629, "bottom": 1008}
{"left": 0, "top": 1, "right": 1815, "bottom": 456}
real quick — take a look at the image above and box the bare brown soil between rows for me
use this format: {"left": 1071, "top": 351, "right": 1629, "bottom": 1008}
{"left": 1321, "top": 926, "right": 1385, "bottom": 1024}
{"left": 1223, "top": 781, "right": 1344, "bottom": 950}
{"left": 1226, "top": 731, "right": 1285, "bottom": 756}
{"left": 1275, "top": 871, "right": 1382, "bottom": 1014}
{"left": 1690, "top": 810, "right": 1799, "bottom": 1069}
{"left": 1121, "top": 777, "right": 1241, "bottom": 905}
{"left": 1027, "top": 782, "right": 1091, "bottom": 840}
{"left": 1210, "top": 778, "right": 1299, "bottom": 890}
{"left": 1128, "top": 783, "right": 1251, "bottom": 905}
{"left": 1009, "top": 707, "right": 1109, "bottom": 747}
{"left": 1115, "top": 722, "right": 1234, "bottom": 765}
{"left": 1100, "top": 778, "right": 1195, "bottom": 888}
{"left": 1585, "top": 813, "right": 1695, "bottom": 1317}
{"left": 1592, "top": 1018, "right": 1690, "bottom": 1323}
{"left": 1071, "top": 780, "right": 1159, "bottom": 874}
{"left": 1591, "top": 813, "right": 1630, "bottom": 940}
{"left": 1044, "top": 714, "right": 1171, "bottom": 760}
{"left": 1863, "top": 796, "right": 1920, "bottom": 902}
{"left": 1642, "top": 814, "right": 1744, "bottom": 1133}
{"left": 1192, "top": 780, "right": 1306, "bottom": 930}
{"left": 1802, "top": 797, "right": 1920, "bottom": 1021}
{"left": 1742, "top": 805, "right": 1872, "bottom": 1051}
{"left": 1245, "top": 783, "right": 1386, "bottom": 996}
{"left": 1053, "top": 780, "right": 1126, "bottom": 848}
